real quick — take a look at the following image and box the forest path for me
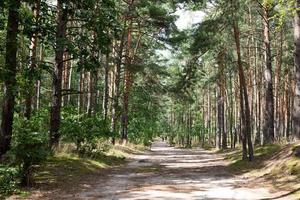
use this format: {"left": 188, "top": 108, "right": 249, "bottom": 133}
{"left": 64, "top": 140, "right": 291, "bottom": 200}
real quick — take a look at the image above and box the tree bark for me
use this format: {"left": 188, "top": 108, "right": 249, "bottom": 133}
{"left": 103, "top": 53, "right": 110, "bottom": 120}
{"left": 0, "top": 0, "right": 21, "bottom": 157}
{"left": 87, "top": 71, "right": 94, "bottom": 115}
{"left": 49, "top": 0, "right": 68, "bottom": 149}
{"left": 121, "top": 22, "right": 132, "bottom": 142}
{"left": 232, "top": 18, "right": 254, "bottom": 161}
{"left": 25, "top": 0, "right": 40, "bottom": 119}
{"left": 111, "top": 25, "right": 126, "bottom": 144}
{"left": 216, "top": 51, "right": 226, "bottom": 149}
{"left": 293, "top": 0, "right": 300, "bottom": 140}
{"left": 262, "top": 6, "right": 275, "bottom": 144}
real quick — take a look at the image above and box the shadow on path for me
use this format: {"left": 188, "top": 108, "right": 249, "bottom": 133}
{"left": 61, "top": 140, "right": 293, "bottom": 200}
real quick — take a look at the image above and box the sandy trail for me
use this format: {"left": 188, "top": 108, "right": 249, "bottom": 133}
{"left": 61, "top": 140, "right": 291, "bottom": 200}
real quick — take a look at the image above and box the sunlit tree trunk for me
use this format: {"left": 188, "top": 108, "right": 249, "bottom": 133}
{"left": 293, "top": 0, "right": 300, "bottom": 140}
{"left": 217, "top": 51, "right": 226, "bottom": 149}
{"left": 111, "top": 26, "right": 126, "bottom": 144}
{"left": 121, "top": 22, "right": 132, "bottom": 142}
{"left": 232, "top": 14, "right": 254, "bottom": 160}
{"left": 262, "top": 5, "right": 275, "bottom": 144}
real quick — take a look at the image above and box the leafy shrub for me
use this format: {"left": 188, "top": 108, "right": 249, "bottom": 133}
{"left": 61, "top": 107, "right": 111, "bottom": 154}
{"left": 11, "top": 113, "right": 49, "bottom": 186}
{"left": 0, "top": 166, "right": 18, "bottom": 196}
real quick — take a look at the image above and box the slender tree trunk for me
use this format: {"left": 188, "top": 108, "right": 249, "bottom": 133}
{"left": 254, "top": 41, "right": 261, "bottom": 145}
{"left": 229, "top": 75, "right": 234, "bottom": 148}
{"left": 293, "top": 0, "right": 300, "bottom": 140}
{"left": 216, "top": 51, "right": 226, "bottom": 149}
{"left": 111, "top": 26, "right": 126, "bottom": 144}
{"left": 0, "top": 0, "right": 21, "bottom": 157}
{"left": 262, "top": 6, "right": 275, "bottom": 144}
{"left": 35, "top": 44, "right": 44, "bottom": 110}
{"left": 62, "top": 52, "right": 71, "bottom": 106}
{"left": 49, "top": 0, "right": 68, "bottom": 149}
{"left": 87, "top": 71, "right": 94, "bottom": 115}
{"left": 275, "top": 30, "right": 283, "bottom": 140}
{"left": 232, "top": 18, "right": 254, "bottom": 161}
{"left": 103, "top": 53, "right": 110, "bottom": 120}
{"left": 121, "top": 23, "right": 132, "bottom": 141}
{"left": 25, "top": 0, "right": 40, "bottom": 119}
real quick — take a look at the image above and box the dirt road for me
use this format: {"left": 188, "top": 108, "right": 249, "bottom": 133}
{"left": 57, "top": 140, "right": 292, "bottom": 200}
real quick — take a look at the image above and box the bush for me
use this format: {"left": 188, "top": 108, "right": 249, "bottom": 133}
{"left": 0, "top": 166, "right": 18, "bottom": 196}
{"left": 11, "top": 113, "right": 49, "bottom": 186}
{"left": 61, "top": 107, "right": 111, "bottom": 154}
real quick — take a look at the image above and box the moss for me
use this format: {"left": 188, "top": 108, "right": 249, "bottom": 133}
{"left": 283, "top": 158, "right": 300, "bottom": 177}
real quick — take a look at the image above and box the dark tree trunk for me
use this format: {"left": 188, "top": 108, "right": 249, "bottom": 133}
{"left": 293, "top": 0, "right": 300, "bottom": 140}
{"left": 111, "top": 25, "right": 126, "bottom": 144}
{"left": 49, "top": 0, "right": 68, "bottom": 149}
{"left": 121, "top": 20, "right": 134, "bottom": 142}
{"left": 0, "top": 0, "right": 21, "bottom": 158}
{"left": 262, "top": 6, "right": 275, "bottom": 144}
{"left": 232, "top": 18, "right": 254, "bottom": 161}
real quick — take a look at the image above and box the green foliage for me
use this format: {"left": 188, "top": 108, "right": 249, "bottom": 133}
{"left": 61, "top": 107, "right": 111, "bottom": 154}
{"left": 11, "top": 113, "right": 50, "bottom": 185}
{"left": 0, "top": 166, "right": 18, "bottom": 196}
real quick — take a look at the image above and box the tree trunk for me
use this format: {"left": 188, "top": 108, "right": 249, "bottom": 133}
{"left": 121, "top": 50, "right": 131, "bottom": 141}
{"left": 262, "top": 6, "right": 275, "bottom": 144}
{"left": 87, "top": 71, "right": 94, "bottom": 115}
{"left": 111, "top": 25, "right": 127, "bottom": 144}
{"left": 293, "top": 0, "right": 300, "bottom": 140}
{"left": 218, "top": 51, "right": 227, "bottom": 149}
{"left": 25, "top": 0, "right": 40, "bottom": 119}
{"left": 103, "top": 53, "right": 110, "bottom": 120}
{"left": 0, "top": 0, "right": 21, "bottom": 157}
{"left": 62, "top": 52, "right": 71, "bottom": 106}
{"left": 49, "top": 0, "right": 68, "bottom": 149}
{"left": 35, "top": 44, "right": 44, "bottom": 110}
{"left": 232, "top": 17, "right": 254, "bottom": 161}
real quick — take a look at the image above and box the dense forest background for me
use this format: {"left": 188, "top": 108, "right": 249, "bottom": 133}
{"left": 1, "top": 0, "right": 300, "bottom": 195}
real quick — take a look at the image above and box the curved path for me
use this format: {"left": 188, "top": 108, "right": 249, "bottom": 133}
{"left": 64, "top": 140, "right": 291, "bottom": 200}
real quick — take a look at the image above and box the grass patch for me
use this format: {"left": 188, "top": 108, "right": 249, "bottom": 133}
{"left": 227, "top": 144, "right": 282, "bottom": 174}
{"left": 6, "top": 146, "right": 128, "bottom": 199}
{"left": 34, "top": 143, "right": 142, "bottom": 186}
{"left": 34, "top": 150, "right": 126, "bottom": 188}
{"left": 226, "top": 143, "right": 300, "bottom": 199}
{"left": 4, "top": 142, "right": 146, "bottom": 199}
{"left": 271, "top": 151, "right": 300, "bottom": 178}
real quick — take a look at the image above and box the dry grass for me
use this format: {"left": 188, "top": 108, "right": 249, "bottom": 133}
{"left": 8, "top": 142, "right": 146, "bottom": 199}
{"left": 225, "top": 142, "right": 300, "bottom": 198}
